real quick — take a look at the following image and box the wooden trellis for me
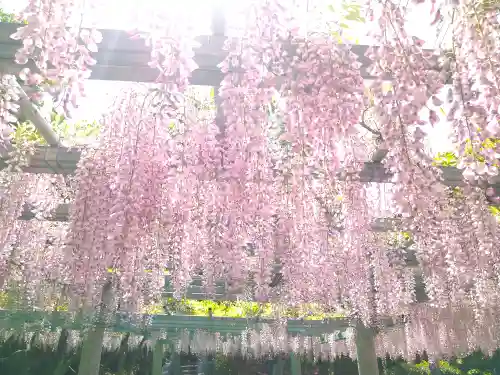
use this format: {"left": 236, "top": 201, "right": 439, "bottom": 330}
{"left": 0, "top": 309, "right": 351, "bottom": 338}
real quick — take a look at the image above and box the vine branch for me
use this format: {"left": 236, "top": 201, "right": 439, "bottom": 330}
{"left": 359, "top": 107, "right": 383, "bottom": 140}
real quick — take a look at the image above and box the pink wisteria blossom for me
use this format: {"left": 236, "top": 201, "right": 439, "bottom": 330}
{"left": 0, "top": 0, "right": 499, "bottom": 359}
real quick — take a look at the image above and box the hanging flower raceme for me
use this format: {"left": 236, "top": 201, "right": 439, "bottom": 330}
{"left": 366, "top": 1, "right": 464, "bottom": 306}
{"left": 459, "top": 186, "right": 500, "bottom": 312}
{"left": 10, "top": 0, "right": 102, "bottom": 114}
{"left": 61, "top": 4, "right": 209, "bottom": 309}
{"left": 280, "top": 35, "right": 365, "bottom": 177}
{"left": 68, "top": 85, "right": 220, "bottom": 311}
{"left": 273, "top": 29, "right": 364, "bottom": 303}
{"left": 0, "top": 170, "right": 66, "bottom": 299}
{"left": 448, "top": 0, "right": 500, "bottom": 182}
{"left": 366, "top": 0, "right": 500, "bottom": 323}
{"left": 341, "top": 171, "right": 415, "bottom": 324}
{"left": 135, "top": 3, "right": 199, "bottom": 94}
{"left": 0, "top": 173, "right": 35, "bottom": 290}
{"left": 0, "top": 75, "right": 20, "bottom": 153}
{"left": 157, "top": 106, "right": 223, "bottom": 298}
{"left": 376, "top": 304, "right": 500, "bottom": 358}
{"left": 172, "top": 324, "right": 354, "bottom": 359}
{"left": 339, "top": 173, "right": 377, "bottom": 324}
{"left": 64, "top": 101, "right": 221, "bottom": 310}
{"left": 63, "top": 92, "right": 177, "bottom": 311}
{"left": 2, "top": 219, "right": 68, "bottom": 308}
{"left": 217, "top": 0, "right": 296, "bottom": 300}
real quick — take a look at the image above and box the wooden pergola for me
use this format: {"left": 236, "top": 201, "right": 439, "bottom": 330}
{"left": 0, "top": 6, "right": 497, "bottom": 375}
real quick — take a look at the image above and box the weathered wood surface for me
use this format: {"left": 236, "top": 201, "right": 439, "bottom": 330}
{"left": 0, "top": 22, "right": 377, "bottom": 85}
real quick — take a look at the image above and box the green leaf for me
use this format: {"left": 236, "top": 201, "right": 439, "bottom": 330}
{"left": 339, "top": 22, "right": 350, "bottom": 29}
{"left": 331, "top": 31, "right": 343, "bottom": 43}
{"left": 490, "top": 206, "right": 500, "bottom": 219}
{"left": 345, "top": 12, "right": 365, "bottom": 22}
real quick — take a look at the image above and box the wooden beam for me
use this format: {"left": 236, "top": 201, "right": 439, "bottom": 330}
{"left": 18, "top": 201, "right": 401, "bottom": 232}
{"left": 12, "top": 80, "right": 62, "bottom": 147}
{"left": 0, "top": 23, "right": 226, "bottom": 86}
{"left": 6, "top": 146, "right": 499, "bottom": 188}
{"left": 0, "top": 146, "right": 80, "bottom": 174}
{"left": 371, "top": 148, "right": 388, "bottom": 163}
{"left": 0, "top": 309, "right": 352, "bottom": 337}
{"left": 0, "top": 22, "right": 393, "bottom": 85}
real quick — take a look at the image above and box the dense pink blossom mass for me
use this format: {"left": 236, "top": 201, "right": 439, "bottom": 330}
{"left": 1, "top": 0, "right": 500, "bottom": 359}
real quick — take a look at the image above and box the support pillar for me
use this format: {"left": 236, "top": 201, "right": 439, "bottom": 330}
{"left": 273, "top": 357, "right": 285, "bottom": 375}
{"left": 152, "top": 340, "right": 164, "bottom": 375}
{"left": 355, "top": 324, "right": 379, "bottom": 375}
{"left": 290, "top": 353, "right": 302, "bottom": 375}
{"left": 117, "top": 333, "right": 130, "bottom": 375}
{"left": 169, "top": 346, "right": 181, "bottom": 375}
{"left": 77, "top": 282, "right": 113, "bottom": 375}
{"left": 198, "top": 355, "right": 205, "bottom": 375}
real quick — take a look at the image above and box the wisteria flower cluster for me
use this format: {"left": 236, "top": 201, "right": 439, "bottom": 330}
{"left": 10, "top": 0, "right": 102, "bottom": 114}
{"left": 0, "top": 75, "right": 20, "bottom": 152}
{"left": 1, "top": 0, "right": 500, "bottom": 360}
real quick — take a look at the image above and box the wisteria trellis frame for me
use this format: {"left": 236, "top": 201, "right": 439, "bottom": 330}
{"left": 0, "top": 5, "right": 499, "bottom": 375}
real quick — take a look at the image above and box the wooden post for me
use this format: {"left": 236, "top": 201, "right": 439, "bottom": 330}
{"left": 152, "top": 340, "right": 164, "bottom": 375}
{"left": 169, "top": 344, "right": 181, "bottom": 375}
{"left": 197, "top": 355, "right": 205, "bottom": 375}
{"left": 211, "top": 0, "right": 226, "bottom": 133}
{"left": 77, "top": 282, "right": 113, "bottom": 375}
{"left": 116, "top": 333, "right": 130, "bottom": 375}
{"left": 273, "top": 356, "right": 285, "bottom": 375}
{"left": 355, "top": 323, "right": 379, "bottom": 375}
{"left": 290, "top": 353, "right": 302, "bottom": 375}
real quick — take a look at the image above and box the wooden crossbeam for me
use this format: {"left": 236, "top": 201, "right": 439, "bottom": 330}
{"left": 18, "top": 200, "right": 399, "bottom": 232}
{"left": 5, "top": 146, "right": 499, "bottom": 188}
{"left": 0, "top": 22, "right": 383, "bottom": 85}
{"left": 371, "top": 149, "right": 388, "bottom": 163}
{"left": 8, "top": 145, "right": 499, "bottom": 231}
{"left": 0, "top": 309, "right": 351, "bottom": 337}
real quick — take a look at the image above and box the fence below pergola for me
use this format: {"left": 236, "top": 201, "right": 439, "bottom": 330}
{"left": 0, "top": 307, "right": 388, "bottom": 375}
{"left": 0, "top": 6, "right": 496, "bottom": 375}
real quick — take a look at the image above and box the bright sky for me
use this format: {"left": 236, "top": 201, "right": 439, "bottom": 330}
{"left": 0, "top": 0, "right": 454, "bottom": 154}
